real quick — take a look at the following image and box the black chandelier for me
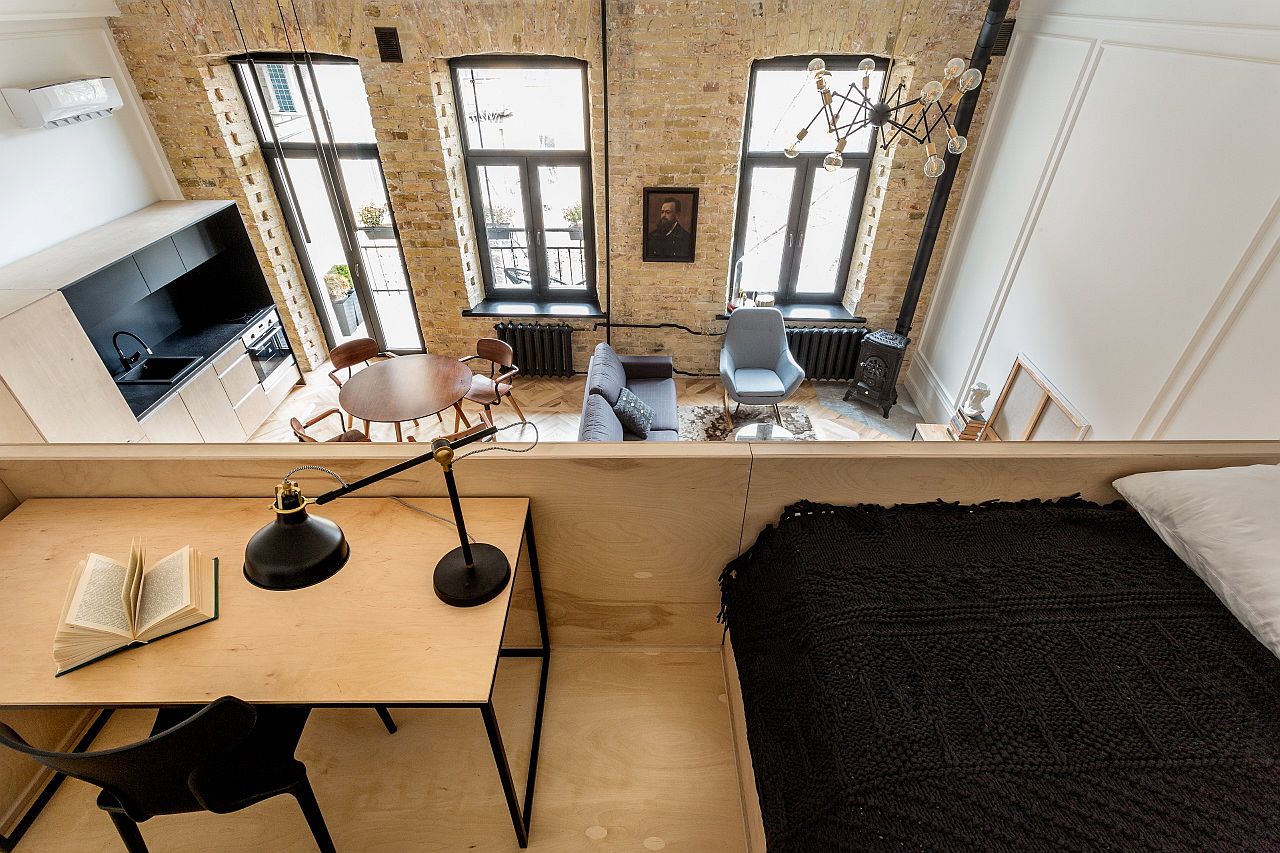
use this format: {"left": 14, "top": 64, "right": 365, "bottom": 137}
{"left": 785, "top": 56, "right": 984, "bottom": 178}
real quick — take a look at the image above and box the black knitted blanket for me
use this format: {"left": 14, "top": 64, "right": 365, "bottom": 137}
{"left": 719, "top": 499, "right": 1280, "bottom": 852}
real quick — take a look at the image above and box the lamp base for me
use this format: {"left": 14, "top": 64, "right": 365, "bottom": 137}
{"left": 433, "top": 543, "right": 511, "bottom": 607}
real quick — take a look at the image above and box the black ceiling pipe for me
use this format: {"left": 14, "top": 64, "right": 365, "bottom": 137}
{"left": 894, "top": 0, "right": 1011, "bottom": 339}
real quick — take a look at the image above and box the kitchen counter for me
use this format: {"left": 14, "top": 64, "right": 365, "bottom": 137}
{"left": 115, "top": 306, "right": 274, "bottom": 419}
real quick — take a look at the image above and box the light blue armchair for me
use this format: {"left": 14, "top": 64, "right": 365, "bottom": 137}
{"left": 719, "top": 307, "right": 805, "bottom": 426}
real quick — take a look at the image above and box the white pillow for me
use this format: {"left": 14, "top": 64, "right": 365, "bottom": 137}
{"left": 1113, "top": 464, "right": 1280, "bottom": 659}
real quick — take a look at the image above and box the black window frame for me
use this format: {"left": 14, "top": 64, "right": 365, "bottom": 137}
{"left": 228, "top": 51, "right": 425, "bottom": 353}
{"left": 450, "top": 55, "right": 598, "bottom": 304}
{"left": 731, "top": 56, "right": 886, "bottom": 306}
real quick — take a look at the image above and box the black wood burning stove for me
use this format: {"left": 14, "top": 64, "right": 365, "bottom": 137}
{"left": 845, "top": 329, "right": 907, "bottom": 418}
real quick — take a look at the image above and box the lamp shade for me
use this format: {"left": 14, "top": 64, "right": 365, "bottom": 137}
{"left": 244, "top": 482, "right": 350, "bottom": 590}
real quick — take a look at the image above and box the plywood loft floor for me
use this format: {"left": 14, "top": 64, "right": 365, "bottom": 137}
{"left": 20, "top": 650, "right": 745, "bottom": 852}
{"left": 251, "top": 369, "right": 894, "bottom": 443}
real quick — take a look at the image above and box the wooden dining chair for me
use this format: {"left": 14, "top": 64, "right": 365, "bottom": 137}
{"left": 328, "top": 337, "right": 434, "bottom": 434}
{"left": 456, "top": 338, "right": 526, "bottom": 430}
{"left": 290, "top": 409, "right": 371, "bottom": 443}
{"left": 0, "top": 697, "right": 336, "bottom": 853}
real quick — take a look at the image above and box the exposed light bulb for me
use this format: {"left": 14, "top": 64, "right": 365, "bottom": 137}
{"left": 944, "top": 57, "right": 966, "bottom": 80}
{"left": 924, "top": 155, "right": 946, "bottom": 178}
{"left": 958, "top": 67, "right": 983, "bottom": 92}
{"left": 808, "top": 57, "right": 826, "bottom": 74}
{"left": 823, "top": 152, "right": 843, "bottom": 172}
{"left": 858, "top": 58, "right": 876, "bottom": 73}
{"left": 784, "top": 144, "right": 799, "bottom": 159}
{"left": 920, "top": 80, "right": 944, "bottom": 104}
{"left": 947, "top": 134, "right": 968, "bottom": 155}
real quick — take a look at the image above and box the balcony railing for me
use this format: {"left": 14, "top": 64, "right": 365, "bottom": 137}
{"left": 485, "top": 226, "right": 589, "bottom": 290}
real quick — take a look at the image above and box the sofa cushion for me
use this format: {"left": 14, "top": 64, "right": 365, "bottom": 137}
{"left": 612, "top": 387, "right": 654, "bottom": 438}
{"left": 732, "top": 368, "right": 785, "bottom": 399}
{"left": 626, "top": 378, "right": 678, "bottom": 432}
{"left": 579, "top": 392, "right": 624, "bottom": 441}
{"left": 587, "top": 342, "right": 626, "bottom": 405}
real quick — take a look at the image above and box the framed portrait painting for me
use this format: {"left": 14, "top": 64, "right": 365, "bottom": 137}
{"left": 642, "top": 187, "right": 698, "bottom": 263}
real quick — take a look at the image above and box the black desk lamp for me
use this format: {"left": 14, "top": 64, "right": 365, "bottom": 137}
{"left": 244, "top": 423, "right": 512, "bottom": 607}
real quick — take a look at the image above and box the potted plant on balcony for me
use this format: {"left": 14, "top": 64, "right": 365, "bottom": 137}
{"left": 357, "top": 202, "right": 394, "bottom": 241}
{"left": 563, "top": 203, "right": 584, "bottom": 241}
{"left": 485, "top": 205, "right": 515, "bottom": 241}
{"left": 324, "top": 264, "right": 362, "bottom": 336}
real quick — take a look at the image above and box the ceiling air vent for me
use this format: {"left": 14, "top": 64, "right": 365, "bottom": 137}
{"left": 374, "top": 27, "right": 403, "bottom": 63}
{"left": 991, "top": 18, "right": 1015, "bottom": 57}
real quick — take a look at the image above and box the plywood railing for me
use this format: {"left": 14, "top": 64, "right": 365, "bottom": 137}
{"left": 3, "top": 439, "right": 1277, "bottom": 852}
{"left": 1, "top": 441, "right": 1278, "bottom": 646}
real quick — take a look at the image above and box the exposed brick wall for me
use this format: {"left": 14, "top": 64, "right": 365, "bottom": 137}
{"left": 110, "top": 0, "right": 1012, "bottom": 378}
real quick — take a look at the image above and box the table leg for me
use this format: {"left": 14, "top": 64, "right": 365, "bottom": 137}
{"left": 482, "top": 702, "right": 529, "bottom": 848}
{"left": 394, "top": 422, "right": 403, "bottom": 442}
{"left": 484, "top": 513, "right": 551, "bottom": 848}
{"left": 362, "top": 420, "right": 370, "bottom": 438}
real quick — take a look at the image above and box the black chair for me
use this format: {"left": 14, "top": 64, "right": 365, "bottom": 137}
{"left": 0, "top": 697, "right": 337, "bottom": 853}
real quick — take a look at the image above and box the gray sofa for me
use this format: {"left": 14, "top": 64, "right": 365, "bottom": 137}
{"left": 578, "top": 342, "right": 679, "bottom": 441}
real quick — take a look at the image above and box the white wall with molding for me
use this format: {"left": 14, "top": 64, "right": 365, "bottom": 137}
{"left": 0, "top": 1, "right": 179, "bottom": 268}
{"left": 907, "top": 0, "right": 1280, "bottom": 439}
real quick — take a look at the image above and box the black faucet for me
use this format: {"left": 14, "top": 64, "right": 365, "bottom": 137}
{"left": 112, "top": 331, "right": 153, "bottom": 370}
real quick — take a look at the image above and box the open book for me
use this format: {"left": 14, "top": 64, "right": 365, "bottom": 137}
{"left": 54, "top": 542, "right": 218, "bottom": 676}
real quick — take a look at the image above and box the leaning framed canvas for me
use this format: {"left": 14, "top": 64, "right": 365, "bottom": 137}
{"left": 642, "top": 187, "right": 698, "bottom": 262}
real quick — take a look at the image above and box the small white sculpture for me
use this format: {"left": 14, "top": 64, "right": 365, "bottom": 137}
{"left": 961, "top": 382, "right": 991, "bottom": 419}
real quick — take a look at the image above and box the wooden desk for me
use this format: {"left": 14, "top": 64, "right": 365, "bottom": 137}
{"left": 0, "top": 497, "right": 549, "bottom": 847}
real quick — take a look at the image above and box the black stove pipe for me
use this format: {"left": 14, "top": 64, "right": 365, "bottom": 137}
{"left": 894, "top": 0, "right": 1011, "bottom": 338}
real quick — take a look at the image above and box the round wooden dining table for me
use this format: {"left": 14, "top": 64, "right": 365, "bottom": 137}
{"left": 338, "top": 354, "right": 474, "bottom": 441}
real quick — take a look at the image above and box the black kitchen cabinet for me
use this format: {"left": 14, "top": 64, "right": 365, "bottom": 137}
{"left": 134, "top": 237, "right": 186, "bottom": 292}
{"left": 172, "top": 214, "right": 228, "bottom": 271}
{"left": 61, "top": 257, "right": 149, "bottom": 323}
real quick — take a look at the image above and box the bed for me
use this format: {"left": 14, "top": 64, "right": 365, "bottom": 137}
{"left": 719, "top": 497, "right": 1280, "bottom": 852}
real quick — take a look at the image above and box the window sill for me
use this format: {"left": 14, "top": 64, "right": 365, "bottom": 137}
{"left": 462, "top": 299, "right": 606, "bottom": 320}
{"left": 715, "top": 303, "right": 863, "bottom": 322}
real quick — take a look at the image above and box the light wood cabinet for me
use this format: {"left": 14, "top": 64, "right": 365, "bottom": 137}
{"left": 233, "top": 385, "right": 273, "bottom": 435}
{"left": 217, "top": 352, "right": 258, "bottom": 406}
{"left": 0, "top": 293, "right": 144, "bottom": 444}
{"left": 265, "top": 361, "right": 301, "bottom": 410}
{"left": 140, "top": 395, "right": 203, "bottom": 443}
{"left": 179, "top": 365, "right": 246, "bottom": 442}
{"left": 0, "top": 380, "right": 42, "bottom": 444}
{"left": 211, "top": 341, "right": 248, "bottom": 376}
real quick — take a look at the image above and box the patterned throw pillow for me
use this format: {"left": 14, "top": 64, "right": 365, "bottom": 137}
{"left": 612, "top": 387, "right": 654, "bottom": 438}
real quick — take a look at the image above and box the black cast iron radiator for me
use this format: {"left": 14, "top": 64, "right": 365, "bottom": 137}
{"left": 786, "top": 326, "right": 866, "bottom": 381}
{"left": 493, "top": 321, "right": 575, "bottom": 377}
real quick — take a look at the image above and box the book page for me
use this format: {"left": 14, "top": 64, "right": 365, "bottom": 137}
{"left": 123, "top": 539, "right": 144, "bottom": 634}
{"left": 65, "top": 554, "right": 132, "bottom": 636}
{"left": 136, "top": 547, "right": 191, "bottom": 634}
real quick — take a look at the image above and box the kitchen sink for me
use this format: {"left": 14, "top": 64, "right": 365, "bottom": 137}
{"left": 116, "top": 356, "right": 203, "bottom": 385}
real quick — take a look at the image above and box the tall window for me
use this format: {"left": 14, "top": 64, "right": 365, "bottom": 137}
{"left": 451, "top": 57, "right": 596, "bottom": 303}
{"left": 231, "top": 55, "right": 423, "bottom": 351}
{"left": 731, "top": 57, "right": 885, "bottom": 305}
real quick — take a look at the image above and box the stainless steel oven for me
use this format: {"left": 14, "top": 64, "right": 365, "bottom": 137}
{"left": 242, "top": 310, "right": 290, "bottom": 382}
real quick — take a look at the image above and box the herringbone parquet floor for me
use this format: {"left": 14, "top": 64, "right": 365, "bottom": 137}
{"left": 250, "top": 367, "right": 890, "bottom": 443}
